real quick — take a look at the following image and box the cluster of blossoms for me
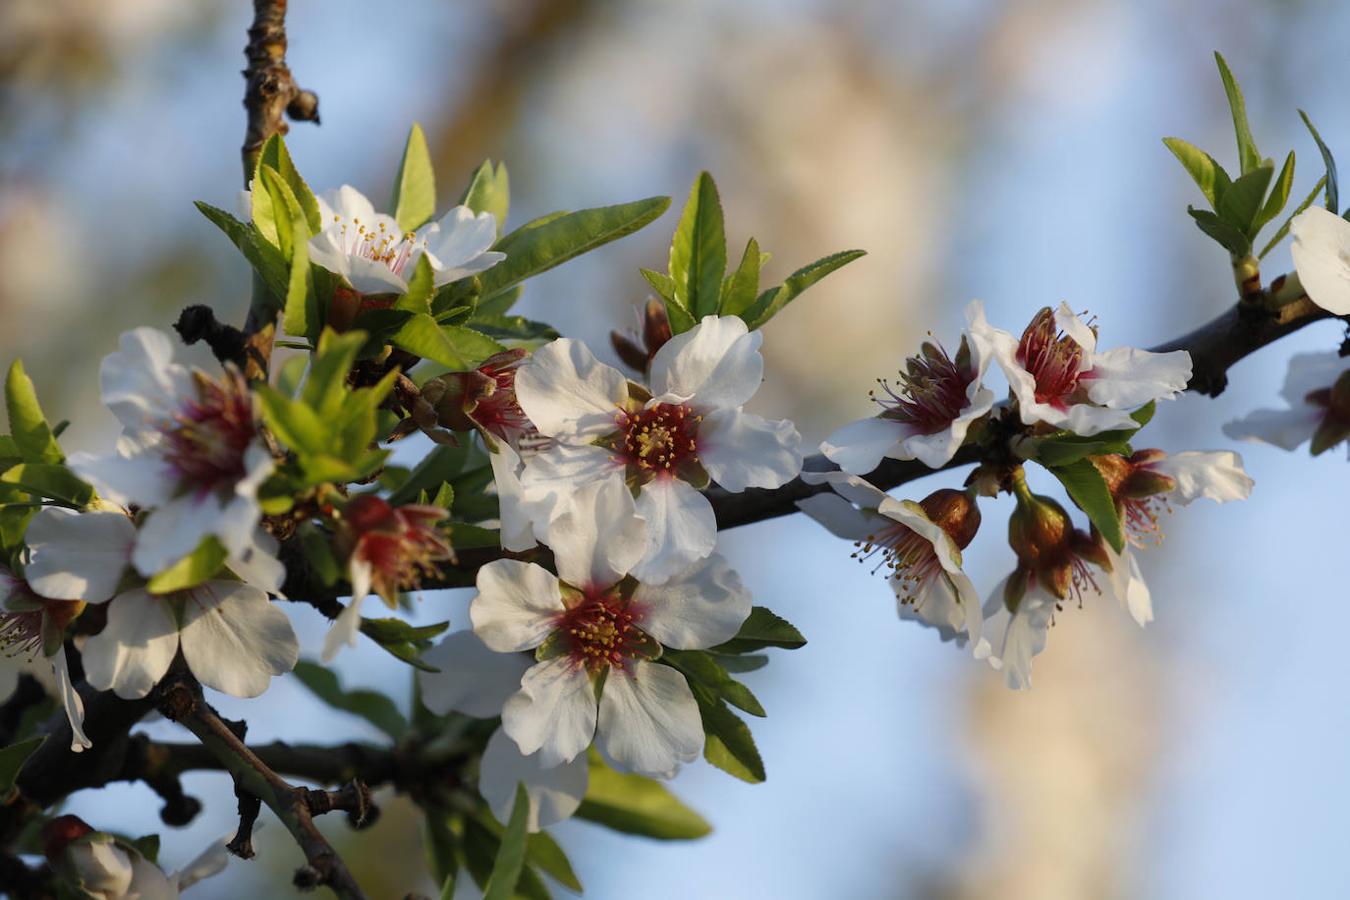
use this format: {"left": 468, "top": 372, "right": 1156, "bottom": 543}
{"left": 802, "top": 300, "right": 1253, "bottom": 688}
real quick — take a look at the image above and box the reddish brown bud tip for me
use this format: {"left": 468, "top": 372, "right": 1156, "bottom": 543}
{"left": 919, "top": 488, "right": 981, "bottom": 549}
{"left": 43, "top": 815, "right": 94, "bottom": 860}
{"left": 345, "top": 495, "right": 396, "bottom": 533}
{"left": 642, "top": 298, "right": 673, "bottom": 357}
{"left": 611, "top": 331, "right": 650, "bottom": 374}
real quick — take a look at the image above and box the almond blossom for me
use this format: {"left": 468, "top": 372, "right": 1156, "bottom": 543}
{"left": 307, "top": 185, "right": 505, "bottom": 295}
{"left": 821, "top": 314, "right": 994, "bottom": 473}
{"left": 516, "top": 315, "right": 803, "bottom": 583}
{"left": 24, "top": 508, "right": 298, "bottom": 699}
{"left": 1224, "top": 351, "right": 1350, "bottom": 455}
{"left": 469, "top": 479, "right": 752, "bottom": 778}
{"left": 67, "top": 328, "right": 277, "bottom": 582}
{"left": 43, "top": 815, "right": 230, "bottom": 899}
{"left": 967, "top": 301, "right": 1192, "bottom": 436}
{"left": 796, "top": 471, "right": 984, "bottom": 650}
{"left": 0, "top": 567, "right": 90, "bottom": 751}
{"left": 417, "top": 631, "right": 588, "bottom": 832}
{"left": 1289, "top": 206, "right": 1350, "bottom": 316}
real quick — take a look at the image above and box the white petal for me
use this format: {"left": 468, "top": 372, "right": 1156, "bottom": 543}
{"left": 490, "top": 444, "right": 536, "bottom": 553}
{"left": 1223, "top": 406, "right": 1320, "bottom": 451}
{"left": 131, "top": 493, "right": 228, "bottom": 578}
{"left": 417, "top": 630, "right": 531, "bottom": 718}
{"left": 1102, "top": 545, "right": 1153, "bottom": 627}
{"left": 24, "top": 508, "right": 135, "bottom": 604}
{"left": 68, "top": 442, "right": 174, "bottom": 510}
{"left": 99, "top": 327, "right": 192, "bottom": 431}
{"left": 52, "top": 648, "right": 92, "bottom": 753}
{"left": 179, "top": 581, "right": 298, "bottom": 698}
{"left": 1054, "top": 402, "right": 1143, "bottom": 436}
{"left": 225, "top": 527, "right": 286, "bottom": 595}
{"left": 596, "top": 660, "right": 702, "bottom": 779}
{"left": 546, "top": 477, "right": 646, "bottom": 588}
{"left": 630, "top": 478, "right": 717, "bottom": 585}
{"left": 170, "top": 836, "right": 232, "bottom": 891}
{"left": 340, "top": 253, "right": 410, "bottom": 295}
{"left": 515, "top": 339, "right": 628, "bottom": 439}
{"left": 795, "top": 493, "right": 880, "bottom": 541}
{"left": 698, "top": 409, "right": 802, "bottom": 492}
{"left": 319, "top": 184, "right": 380, "bottom": 223}
{"left": 68, "top": 840, "right": 135, "bottom": 897}
{"left": 501, "top": 657, "right": 598, "bottom": 768}
{"left": 479, "top": 727, "right": 588, "bottom": 833}
{"left": 127, "top": 852, "right": 178, "bottom": 900}
{"left": 1280, "top": 351, "right": 1349, "bottom": 405}
{"left": 819, "top": 416, "right": 911, "bottom": 476}
{"left": 470, "top": 560, "right": 563, "bottom": 652}
{"left": 963, "top": 299, "right": 1019, "bottom": 372}
{"left": 1152, "top": 450, "right": 1253, "bottom": 505}
{"left": 634, "top": 553, "right": 751, "bottom": 649}
{"left": 518, "top": 444, "right": 624, "bottom": 527}
{"left": 648, "top": 315, "right": 764, "bottom": 411}
{"left": 320, "top": 583, "right": 368, "bottom": 663}
{"left": 999, "top": 584, "right": 1055, "bottom": 691}
{"left": 799, "top": 469, "right": 889, "bottom": 509}
{"left": 1291, "top": 206, "right": 1350, "bottom": 315}
{"left": 1053, "top": 301, "right": 1097, "bottom": 354}
{"left": 422, "top": 206, "right": 503, "bottom": 281}
{"left": 899, "top": 383, "right": 996, "bottom": 469}
{"left": 1085, "top": 347, "right": 1192, "bottom": 408}
{"left": 82, "top": 590, "right": 180, "bottom": 699}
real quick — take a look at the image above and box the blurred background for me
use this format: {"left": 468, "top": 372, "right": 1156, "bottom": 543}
{"left": 4, "top": 0, "right": 1350, "bottom": 897}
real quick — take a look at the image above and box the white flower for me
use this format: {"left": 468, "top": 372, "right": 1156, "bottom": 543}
{"left": 821, "top": 311, "right": 994, "bottom": 472}
{"left": 987, "top": 579, "right": 1058, "bottom": 691}
{"left": 418, "top": 631, "right": 588, "bottom": 832}
{"left": 307, "top": 185, "right": 505, "bottom": 295}
{"left": 68, "top": 328, "right": 277, "bottom": 582}
{"left": 796, "top": 471, "right": 983, "bottom": 649}
{"left": 967, "top": 301, "right": 1191, "bottom": 436}
{"left": 52, "top": 823, "right": 231, "bottom": 899}
{"left": 1290, "top": 206, "right": 1350, "bottom": 315}
{"left": 468, "top": 479, "right": 752, "bottom": 778}
{"left": 25, "top": 507, "right": 298, "bottom": 699}
{"left": 516, "top": 316, "right": 803, "bottom": 583}
{"left": 1225, "top": 351, "right": 1350, "bottom": 453}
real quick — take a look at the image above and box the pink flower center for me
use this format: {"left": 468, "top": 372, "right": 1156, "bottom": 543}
{"left": 1016, "top": 308, "right": 1086, "bottom": 408}
{"left": 346, "top": 496, "right": 453, "bottom": 602}
{"left": 330, "top": 214, "right": 424, "bottom": 278}
{"left": 852, "top": 521, "right": 943, "bottom": 605}
{"left": 474, "top": 351, "right": 534, "bottom": 445}
{"left": 161, "top": 371, "right": 256, "bottom": 494}
{"left": 871, "top": 341, "right": 975, "bottom": 434}
{"left": 614, "top": 402, "right": 701, "bottom": 476}
{"left": 555, "top": 592, "right": 648, "bottom": 674}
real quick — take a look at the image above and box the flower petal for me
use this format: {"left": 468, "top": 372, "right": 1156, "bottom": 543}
{"left": 1102, "top": 545, "right": 1153, "bottom": 627}
{"left": 1291, "top": 206, "right": 1350, "bottom": 315}
{"left": 422, "top": 206, "right": 504, "bottom": 282}
{"left": 596, "top": 660, "right": 702, "bottom": 778}
{"left": 635, "top": 553, "right": 751, "bottom": 649}
{"left": 417, "top": 630, "right": 532, "bottom": 718}
{"left": 490, "top": 443, "right": 537, "bottom": 553}
{"left": 819, "top": 416, "right": 911, "bottom": 476}
{"left": 648, "top": 315, "right": 763, "bottom": 411}
{"left": 1152, "top": 450, "right": 1253, "bottom": 505}
{"left": 226, "top": 527, "right": 287, "bottom": 595}
{"left": 99, "top": 327, "right": 192, "bottom": 431}
{"left": 470, "top": 560, "right": 563, "bottom": 652}
{"left": 68, "top": 441, "right": 174, "bottom": 510}
{"left": 501, "top": 657, "right": 598, "bottom": 768}
{"left": 1280, "top": 351, "right": 1349, "bottom": 406}
{"left": 479, "top": 726, "right": 588, "bottom": 833}
{"left": 795, "top": 493, "right": 880, "bottom": 541}
{"left": 320, "top": 564, "right": 369, "bottom": 664}
{"left": 1085, "top": 347, "right": 1192, "bottom": 408}
{"left": 800, "top": 469, "right": 889, "bottom": 509}
{"left": 518, "top": 444, "right": 623, "bottom": 527}
{"left": 630, "top": 478, "right": 717, "bottom": 585}
{"left": 1223, "top": 406, "right": 1320, "bottom": 451}
{"left": 82, "top": 590, "right": 179, "bottom": 699}
{"left": 131, "top": 493, "right": 228, "bottom": 578}
{"left": 515, "top": 339, "right": 628, "bottom": 439}
{"left": 179, "top": 581, "right": 298, "bottom": 698}
{"left": 547, "top": 477, "right": 646, "bottom": 589}
{"left": 998, "top": 583, "right": 1055, "bottom": 691}
{"left": 1053, "top": 301, "right": 1097, "bottom": 354}
{"left": 698, "top": 409, "right": 802, "bottom": 492}
{"left": 24, "top": 508, "right": 135, "bottom": 604}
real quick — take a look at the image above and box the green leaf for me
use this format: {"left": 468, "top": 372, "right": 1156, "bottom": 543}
{"left": 0, "top": 735, "right": 45, "bottom": 795}
{"left": 392, "top": 122, "right": 437, "bottom": 232}
{"left": 640, "top": 267, "right": 675, "bottom": 302}
{"left": 576, "top": 756, "right": 711, "bottom": 839}
{"left": 1021, "top": 438, "right": 1115, "bottom": 468}
{"left": 475, "top": 285, "right": 523, "bottom": 318}
{"left": 127, "top": 834, "right": 160, "bottom": 865}
{"left": 669, "top": 172, "right": 727, "bottom": 319}
{"left": 6, "top": 361, "right": 63, "bottom": 465}
{"left": 1252, "top": 151, "right": 1295, "bottom": 237}
{"left": 279, "top": 198, "right": 316, "bottom": 340}
{"left": 439, "top": 873, "right": 457, "bottom": 900}
{"left": 146, "top": 537, "right": 228, "bottom": 593}
{"left": 303, "top": 329, "right": 367, "bottom": 416}
{"left": 196, "top": 201, "right": 290, "bottom": 303}
{"left": 481, "top": 197, "right": 671, "bottom": 299}
{"left": 1162, "top": 137, "right": 1232, "bottom": 208}
{"left": 0, "top": 464, "right": 91, "bottom": 507}
{"left": 696, "top": 692, "right": 765, "bottom": 783}
{"left": 460, "top": 160, "right": 510, "bottom": 234}
{"left": 397, "top": 255, "right": 437, "bottom": 315}
{"left": 393, "top": 315, "right": 505, "bottom": 370}
{"left": 720, "top": 237, "right": 762, "bottom": 318}
{"left": 1214, "top": 52, "right": 1261, "bottom": 175}
{"left": 662, "top": 650, "right": 764, "bottom": 717}
{"left": 359, "top": 617, "right": 449, "bottom": 671}
{"left": 1259, "top": 174, "right": 1327, "bottom": 259}
{"left": 389, "top": 443, "right": 471, "bottom": 506}
{"left": 743, "top": 249, "right": 867, "bottom": 330}
{"left": 1187, "top": 207, "right": 1251, "bottom": 256}
{"left": 523, "top": 831, "right": 580, "bottom": 893}
{"left": 423, "top": 811, "right": 459, "bottom": 889}
{"left": 258, "top": 164, "right": 307, "bottom": 260}
{"left": 291, "top": 660, "right": 407, "bottom": 739}
{"left": 254, "top": 134, "right": 321, "bottom": 235}
{"left": 1047, "top": 458, "right": 1124, "bottom": 553}
{"left": 714, "top": 653, "right": 769, "bottom": 673}
{"left": 467, "top": 314, "right": 560, "bottom": 345}
{"left": 255, "top": 387, "right": 325, "bottom": 455}
{"left": 1299, "top": 109, "right": 1339, "bottom": 214}
{"left": 1216, "top": 164, "right": 1273, "bottom": 236}
{"left": 276, "top": 354, "right": 309, "bottom": 397}
{"left": 1131, "top": 400, "right": 1157, "bottom": 428}
{"left": 711, "top": 607, "right": 806, "bottom": 654}
{"left": 483, "top": 785, "right": 530, "bottom": 900}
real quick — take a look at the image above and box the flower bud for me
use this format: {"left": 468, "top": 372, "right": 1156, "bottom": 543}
{"left": 420, "top": 349, "right": 531, "bottom": 445}
{"left": 918, "top": 487, "right": 981, "bottom": 550}
{"left": 611, "top": 299, "right": 673, "bottom": 374}
{"left": 42, "top": 815, "right": 94, "bottom": 861}
{"left": 1007, "top": 470, "right": 1106, "bottom": 603}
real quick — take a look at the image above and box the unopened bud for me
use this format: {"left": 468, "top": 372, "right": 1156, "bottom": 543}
{"left": 642, "top": 298, "right": 672, "bottom": 357}
{"left": 344, "top": 495, "right": 396, "bottom": 533}
{"left": 918, "top": 488, "right": 981, "bottom": 549}
{"left": 43, "top": 815, "right": 94, "bottom": 861}
{"left": 1090, "top": 449, "right": 1176, "bottom": 503}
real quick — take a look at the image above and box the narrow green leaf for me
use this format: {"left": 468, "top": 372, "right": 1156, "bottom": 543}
{"left": 1299, "top": 109, "right": 1339, "bottom": 214}
{"left": 255, "top": 134, "right": 321, "bottom": 234}
{"left": 393, "top": 315, "right": 505, "bottom": 370}
{"left": 396, "top": 255, "right": 437, "bottom": 315}
{"left": 291, "top": 660, "right": 408, "bottom": 739}
{"left": 1162, "top": 137, "right": 1232, "bottom": 207}
{"left": 743, "top": 249, "right": 867, "bottom": 330}
{"left": 195, "top": 201, "right": 290, "bottom": 303}
{"left": 662, "top": 650, "right": 764, "bottom": 717}
{"left": 1187, "top": 207, "right": 1252, "bottom": 256}
{"left": 1214, "top": 52, "right": 1261, "bottom": 175}
{"left": 0, "top": 464, "right": 91, "bottom": 507}
{"left": 1259, "top": 174, "right": 1327, "bottom": 259}
{"left": 523, "top": 831, "right": 580, "bottom": 892}
{"left": 281, "top": 204, "right": 315, "bottom": 340}
{"left": 475, "top": 285, "right": 522, "bottom": 318}
{"left": 1216, "top": 164, "right": 1273, "bottom": 236}
{"left": 359, "top": 617, "right": 449, "bottom": 671}
{"left": 481, "top": 197, "right": 672, "bottom": 298}
{"left": 1252, "top": 151, "right": 1295, "bottom": 236}
{"left": 439, "top": 873, "right": 456, "bottom": 900}
{"left": 276, "top": 354, "right": 310, "bottom": 397}
{"left": 389, "top": 444, "right": 471, "bottom": 506}
{"left": 697, "top": 692, "right": 765, "bottom": 783}
{"left": 258, "top": 164, "right": 306, "bottom": 260}
{"left": 669, "top": 172, "right": 727, "bottom": 319}
{"left": 483, "top": 785, "right": 530, "bottom": 900}
{"left": 576, "top": 756, "right": 711, "bottom": 839}
{"left": 460, "top": 160, "right": 510, "bottom": 234}
{"left": 467, "top": 314, "right": 560, "bottom": 344}
{"left": 1047, "top": 458, "right": 1124, "bottom": 552}
{"left": 392, "top": 122, "right": 437, "bottom": 232}
{"left": 640, "top": 267, "right": 675, "bottom": 302}
{"left": 720, "top": 237, "right": 762, "bottom": 318}
{"left": 255, "top": 387, "right": 325, "bottom": 455}
{"left": 146, "top": 537, "right": 228, "bottom": 594}
{"left": 1130, "top": 400, "right": 1157, "bottom": 428}
{"left": 6, "top": 361, "right": 63, "bottom": 464}
{"left": 303, "top": 328, "right": 367, "bottom": 418}
{"left": 711, "top": 607, "right": 806, "bottom": 654}
{"left": 0, "top": 735, "right": 46, "bottom": 795}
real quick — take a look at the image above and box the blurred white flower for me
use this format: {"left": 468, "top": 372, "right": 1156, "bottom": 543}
{"left": 1225, "top": 351, "right": 1350, "bottom": 455}
{"left": 1290, "top": 206, "right": 1350, "bottom": 315}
